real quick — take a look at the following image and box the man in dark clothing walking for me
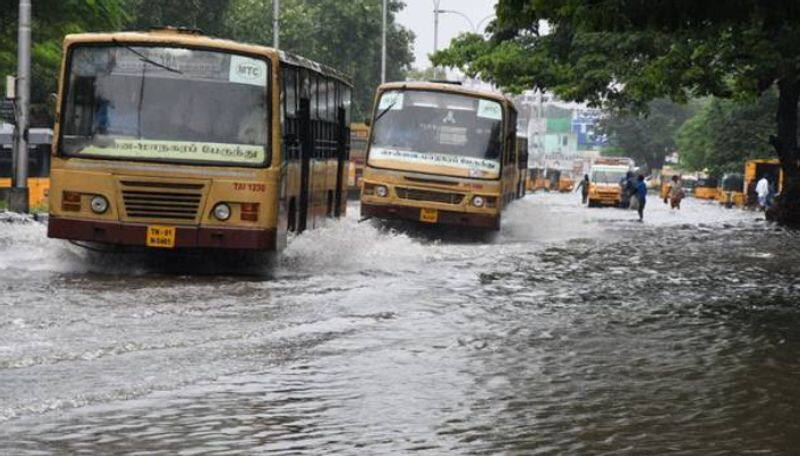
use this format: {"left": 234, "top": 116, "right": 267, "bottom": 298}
{"left": 575, "top": 174, "right": 590, "bottom": 204}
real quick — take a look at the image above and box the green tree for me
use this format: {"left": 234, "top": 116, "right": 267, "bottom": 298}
{"left": 433, "top": 1, "right": 800, "bottom": 223}
{"left": 225, "top": 0, "right": 414, "bottom": 120}
{"left": 599, "top": 99, "right": 693, "bottom": 170}
{"left": 677, "top": 93, "right": 777, "bottom": 176}
{"left": 124, "top": 0, "right": 232, "bottom": 36}
{"left": 0, "top": 0, "right": 127, "bottom": 125}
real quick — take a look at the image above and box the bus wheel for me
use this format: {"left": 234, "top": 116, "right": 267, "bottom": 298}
{"left": 492, "top": 216, "right": 501, "bottom": 231}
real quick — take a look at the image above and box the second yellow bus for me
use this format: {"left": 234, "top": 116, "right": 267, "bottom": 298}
{"left": 360, "top": 82, "right": 518, "bottom": 230}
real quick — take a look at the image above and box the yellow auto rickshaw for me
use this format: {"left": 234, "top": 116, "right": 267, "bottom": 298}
{"left": 744, "top": 159, "right": 782, "bottom": 208}
{"left": 717, "top": 173, "right": 744, "bottom": 208}
{"left": 694, "top": 176, "right": 718, "bottom": 200}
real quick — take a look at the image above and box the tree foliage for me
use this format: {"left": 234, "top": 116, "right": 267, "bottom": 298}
{"left": 433, "top": 0, "right": 800, "bottom": 221}
{"left": 225, "top": 0, "right": 414, "bottom": 121}
{"left": 0, "top": 0, "right": 128, "bottom": 124}
{"left": 677, "top": 93, "right": 777, "bottom": 175}
{"left": 599, "top": 99, "right": 694, "bottom": 171}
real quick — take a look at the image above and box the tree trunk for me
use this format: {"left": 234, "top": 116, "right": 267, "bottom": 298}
{"left": 767, "top": 78, "right": 800, "bottom": 225}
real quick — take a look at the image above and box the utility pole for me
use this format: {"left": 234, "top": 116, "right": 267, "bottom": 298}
{"left": 10, "top": 0, "right": 31, "bottom": 213}
{"left": 381, "top": 0, "right": 387, "bottom": 83}
{"left": 273, "top": 0, "right": 280, "bottom": 49}
{"left": 433, "top": 0, "right": 441, "bottom": 79}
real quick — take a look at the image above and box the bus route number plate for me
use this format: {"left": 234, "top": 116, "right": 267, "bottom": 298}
{"left": 146, "top": 225, "right": 176, "bottom": 248}
{"left": 419, "top": 208, "right": 438, "bottom": 223}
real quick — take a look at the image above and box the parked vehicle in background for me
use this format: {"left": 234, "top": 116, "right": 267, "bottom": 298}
{"left": 694, "top": 176, "right": 718, "bottom": 200}
{"left": 528, "top": 168, "right": 549, "bottom": 192}
{"left": 587, "top": 157, "right": 633, "bottom": 207}
{"left": 557, "top": 173, "right": 574, "bottom": 192}
{"left": 744, "top": 159, "right": 782, "bottom": 208}
{"left": 1, "top": 125, "right": 52, "bottom": 210}
{"left": 348, "top": 122, "right": 369, "bottom": 197}
{"left": 360, "top": 81, "right": 518, "bottom": 230}
{"left": 682, "top": 175, "right": 698, "bottom": 195}
{"left": 717, "top": 173, "right": 745, "bottom": 208}
{"left": 48, "top": 29, "right": 352, "bottom": 251}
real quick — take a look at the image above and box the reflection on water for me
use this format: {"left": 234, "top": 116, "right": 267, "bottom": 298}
{"left": 1, "top": 194, "right": 799, "bottom": 454}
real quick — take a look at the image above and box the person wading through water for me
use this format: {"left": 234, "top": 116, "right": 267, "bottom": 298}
{"left": 666, "top": 175, "right": 685, "bottom": 210}
{"left": 575, "top": 174, "right": 590, "bottom": 204}
{"left": 633, "top": 174, "right": 647, "bottom": 222}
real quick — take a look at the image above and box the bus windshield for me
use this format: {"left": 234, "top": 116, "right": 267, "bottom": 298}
{"left": 592, "top": 168, "right": 628, "bottom": 184}
{"left": 60, "top": 45, "right": 270, "bottom": 167}
{"left": 369, "top": 89, "right": 503, "bottom": 179}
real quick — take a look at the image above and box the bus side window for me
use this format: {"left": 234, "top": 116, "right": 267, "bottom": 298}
{"left": 318, "top": 76, "right": 328, "bottom": 122}
{"left": 343, "top": 87, "right": 351, "bottom": 125}
{"left": 327, "top": 80, "right": 336, "bottom": 123}
{"left": 284, "top": 67, "right": 297, "bottom": 118}
{"left": 506, "top": 107, "right": 518, "bottom": 165}
{"left": 310, "top": 75, "right": 319, "bottom": 122}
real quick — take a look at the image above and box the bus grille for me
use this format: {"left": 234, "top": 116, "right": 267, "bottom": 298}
{"left": 395, "top": 187, "right": 465, "bottom": 205}
{"left": 120, "top": 181, "right": 204, "bottom": 221}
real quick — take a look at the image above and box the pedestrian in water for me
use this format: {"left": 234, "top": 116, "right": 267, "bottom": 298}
{"left": 668, "top": 175, "right": 684, "bottom": 210}
{"left": 575, "top": 174, "right": 590, "bottom": 204}
{"left": 756, "top": 175, "right": 769, "bottom": 211}
{"left": 634, "top": 174, "right": 647, "bottom": 222}
{"left": 767, "top": 174, "right": 777, "bottom": 208}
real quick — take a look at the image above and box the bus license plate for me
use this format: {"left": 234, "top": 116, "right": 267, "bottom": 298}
{"left": 146, "top": 225, "right": 176, "bottom": 248}
{"left": 419, "top": 208, "right": 438, "bottom": 223}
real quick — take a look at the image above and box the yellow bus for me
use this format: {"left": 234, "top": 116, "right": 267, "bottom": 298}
{"left": 360, "top": 82, "right": 518, "bottom": 230}
{"left": 47, "top": 29, "right": 352, "bottom": 251}
{"left": 1, "top": 126, "right": 52, "bottom": 211}
{"left": 348, "top": 122, "right": 369, "bottom": 196}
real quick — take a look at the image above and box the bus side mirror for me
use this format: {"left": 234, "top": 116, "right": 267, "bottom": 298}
{"left": 364, "top": 118, "right": 371, "bottom": 127}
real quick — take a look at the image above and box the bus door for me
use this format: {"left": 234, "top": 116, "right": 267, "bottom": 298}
{"left": 298, "top": 97, "right": 312, "bottom": 233}
{"left": 334, "top": 106, "right": 347, "bottom": 217}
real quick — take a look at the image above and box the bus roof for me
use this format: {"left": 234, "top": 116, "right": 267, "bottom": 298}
{"left": 377, "top": 81, "right": 515, "bottom": 107}
{"left": 62, "top": 30, "right": 352, "bottom": 86}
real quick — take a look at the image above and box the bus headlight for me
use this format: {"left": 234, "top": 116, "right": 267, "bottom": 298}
{"left": 213, "top": 203, "right": 232, "bottom": 221}
{"left": 375, "top": 185, "right": 389, "bottom": 198}
{"left": 472, "top": 195, "right": 485, "bottom": 207}
{"left": 90, "top": 195, "right": 109, "bottom": 214}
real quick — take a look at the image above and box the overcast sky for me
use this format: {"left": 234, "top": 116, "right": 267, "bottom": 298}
{"left": 396, "top": 0, "right": 497, "bottom": 69}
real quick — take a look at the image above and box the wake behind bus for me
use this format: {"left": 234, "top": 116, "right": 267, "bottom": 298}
{"left": 360, "top": 82, "right": 521, "bottom": 231}
{"left": 48, "top": 29, "right": 352, "bottom": 252}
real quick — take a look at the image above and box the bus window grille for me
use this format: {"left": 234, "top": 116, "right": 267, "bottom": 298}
{"left": 121, "top": 181, "right": 204, "bottom": 221}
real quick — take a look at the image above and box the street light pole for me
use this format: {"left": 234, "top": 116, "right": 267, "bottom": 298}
{"left": 437, "top": 9, "right": 475, "bottom": 33}
{"left": 433, "top": 0, "right": 441, "bottom": 79}
{"left": 10, "top": 0, "right": 31, "bottom": 213}
{"left": 381, "top": 0, "right": 387, "bottom": 83}
{"left": 273, "top": 0, "right": 279, "bottom": 49}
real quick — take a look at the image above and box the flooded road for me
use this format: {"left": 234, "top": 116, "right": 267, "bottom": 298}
{"left": 1, "top": 193, "right": 799, "bottom": 454}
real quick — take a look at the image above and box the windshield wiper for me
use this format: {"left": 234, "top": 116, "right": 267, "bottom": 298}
{"left": 118, "top": 42, "right": 183, "bottom": 74}
{"left": 373, "top": 101, "right": 397, "bottom": 125}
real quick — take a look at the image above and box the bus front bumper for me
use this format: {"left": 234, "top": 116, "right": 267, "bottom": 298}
{"left": 361, "top": 202, "right": 499, "bottom": 229}
{"left": 48, "top": 217, "right": 277, "bottom": 251}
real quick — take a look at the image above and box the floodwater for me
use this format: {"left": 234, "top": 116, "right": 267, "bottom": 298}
{"left": 1, "top": 193, "right": 799, "bottom": 455}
